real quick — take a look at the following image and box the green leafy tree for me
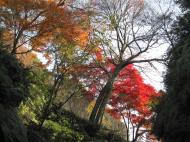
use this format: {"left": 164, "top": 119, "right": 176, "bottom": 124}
{"left": 19, "top": 67, "right": 51, "bottom": 125}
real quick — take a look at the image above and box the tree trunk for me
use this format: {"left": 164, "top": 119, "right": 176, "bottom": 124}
{"left": 89, "top": 79, "right": 114, "bottom": 124}
{"left": 94, "top": 85, "right": 113, "bottom": 124}
{"left": 89, "top": 65, "right": 122, "bottom": 126}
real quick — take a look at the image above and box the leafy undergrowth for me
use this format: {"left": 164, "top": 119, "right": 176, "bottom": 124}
{"left": 27, "top": 110, "right": 126, "bottom": 142}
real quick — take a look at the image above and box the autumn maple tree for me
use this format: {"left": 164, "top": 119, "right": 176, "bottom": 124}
{"left": 108, "top": 64, "right": 160, "bottom": 142}
{"left": 0, "top": 0, "right": 89, "bottom": 54}
{"left": 84, "top": 62, "right": 160, "bottom": 141}
{"left": 0, "top": 0, "right": 93, "bottom": 130}
{"left": 84, "top": 0, "right": 168, "bottom": 127}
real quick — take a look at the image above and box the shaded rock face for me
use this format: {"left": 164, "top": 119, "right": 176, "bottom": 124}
{"left": 0, "top": 105, "right": 28, "bottom": 142}
{"left": 0, "top": 50, "right": 28, "bottom": 107}
{"left": 0, "top": 49, "right": 28, "bottom": 142}
{"left": 27, "top": 129, "right": 46, "bottom": 142}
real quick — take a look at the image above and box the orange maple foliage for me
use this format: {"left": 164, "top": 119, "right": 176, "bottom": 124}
{"left": 15, "top": 46, "right": 39, "bottom": 67}
{"left": 0, "top": 0, "right": 90, "bottom": 53}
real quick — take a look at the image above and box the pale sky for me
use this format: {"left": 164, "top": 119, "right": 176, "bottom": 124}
{"left": 139, "top": 0, "right": 181, "bottom": 91}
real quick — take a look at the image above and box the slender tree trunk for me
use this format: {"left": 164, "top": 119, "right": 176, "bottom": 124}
{"left": 121, "top": 112, "right": 129, "bottom": 142}
{"left": 38, "top": 89, "right": 55, "bottom": 130}
{"left": 11, "top": 38, "right": 18, "bottom": 54}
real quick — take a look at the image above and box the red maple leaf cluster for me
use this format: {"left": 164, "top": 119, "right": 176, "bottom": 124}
{"left": 83, "top": 62, "right": 160, "bottom": 125}
{"left": 108, "top": 64, "right": 160, "bottom": 123}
